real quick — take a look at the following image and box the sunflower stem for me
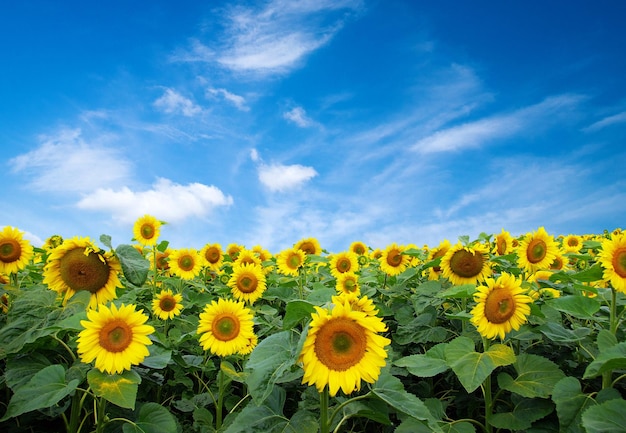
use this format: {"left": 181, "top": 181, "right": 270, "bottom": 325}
{"left": 480, "top": 337, "right": 493, "bottom": 433}
{"left": 602, "top": 288, "right": 619, "bottom": 388}
{"left": 94, "top": 397, "right": 107, "bottom": 433}
{"left": 320, "top": 386, "right": 330, "bottom": 433}
{"left": 216, "top": 367, "right": 225, "bottom": 430}
{"left": 67, "top": 390, "right": 82, "bottom": 433}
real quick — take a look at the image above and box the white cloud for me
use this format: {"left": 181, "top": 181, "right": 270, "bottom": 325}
{"left": 283, "top": 106, "right": 315, "bottom": 127}
{"left": 9, "top": 128, "right": 132, "bottom": 193}
{"left": 76, "top": 178, "right": 233, "bottom": 223}
{"left": 583, "top": 111, "right": 626, "bottom": 132}
{"left": 258, "top": 162, "right": 318, "bottom": 192}
{"left": 153, "top": 88, "right": 202, "bottom": 117}
{"left": 207, "top": 87, "right": 249, "bottom": 111}
{"left": 249, "top": 148, "right": 261, "bottom": 162}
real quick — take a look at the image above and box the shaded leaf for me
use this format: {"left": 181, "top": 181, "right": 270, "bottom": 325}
{"left": 116, "top": 244, "right": 150, "bottom": 287}
{"left": 545, "top": 295, "right": 600, "bottom": 319}
{"left": 538, "top": 322, "right": 591, "bottom": 343}
{"left": 582, "top": 399, "right": 626, "bottom": 433}
{"left": 489, "top": 398, "right": 554, "bottom": 430}
{"left": 141, "top": 344, "right": 172, "bottom": 369}
{"left": 87, "top": 368, "right": 141, "bottom": 409}
{"left": 552, "top": 376, "right": 591, "bottom": 433}
{"left": 497, "top": 353, "right": 565, "bottom": 398}
{"left": 123, "top": 402, "right": 177, "bottom": 433}
{"left": 583, "top": 341, "right": 626, "bottom": 379}
{"left": 282, "top": 300, "right": 316, "bottom": 330}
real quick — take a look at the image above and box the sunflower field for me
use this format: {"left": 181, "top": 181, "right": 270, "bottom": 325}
{"left": 1, "top": 219, "right": 626, "bottom": 433}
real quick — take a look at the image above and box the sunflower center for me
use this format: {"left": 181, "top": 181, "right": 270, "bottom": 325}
{"left": 205, "top": 247, "right": 220, "bottom": 264}
{"left": 287, "top": 253, "right": 302, "bottom": 269}
{"left": 337, "top": 258, "right": 352, "bottom": 273}
{"left": 237, "top": 274, "right": 258, "bottom": 293}
{"left": 353, "top": 244, "right": 366, "bottom": 255}
{"left": 449, "top": 249, "right": 484, "bottom": 278}
{"left": 526, "top": 239, "right": 547, "bottom": 264}
{"left": 300, "top": 242, "right": 316, "bottom": 255}
{"left": 484, "top": 287, "right": 516, "bottom": 324}
{"left": 496, "top": 238, "right": 508, "bottom": 256}
{"left": 314, "top": 317, "right": 367, "bottom": 371}
{"left": 568, "top": 238, "right": 579, "bottom": 247}
{"left": 0, "top": 239, "right": 21, "bottom": 263}
{"left": 386, "top": 250, "right": 403, "bottom": 267}
{"left": 156, "top": 252, "right": 169, "bottom": 270}
{"left": 612, "top": 247, "right": 626, "bottom": 278}
{"left": 432, "top": 249, "right": 447, "bottom": 272}
{"left": 99, "top": 319, "right": 132, "bottom": 353}
{"left": 343, "top": 279, "right": 357, "bottom": 293}
{"left": 178, "top": 255, "right": 195, "bottom": 271}
{"left": 550, "top": 256, "right": 564, "bottom": 270}
{"left": 160, "top": 296, "right": 176, "bottom": 312}
{"left": 59, "top": 248, "right": 111, "bottom": 293}
{"left": 212, "top": 314, "right": 240, "bottom": 341}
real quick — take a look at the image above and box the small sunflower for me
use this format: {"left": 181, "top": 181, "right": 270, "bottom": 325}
{"left": 295, "top": 237, "right": 323, "bottom": 256}
{"left": 228, "top": 263, "right": 267, "bottom": 304}
{"left": 598, "top": 233, "right": 626, "bottom": 293}
{"left": 226, "top": 243, "right": 243, "bottom": 260}
{"left": 516, "top": 227, "right": 559, "bottom": 273}
{"left": 239, "top": 333, "right": 259, "bottom": 356}
{"left": 299, "top": 298, "right": 391, "bottom": 397}
{"left": 152, "top": 289, "right": 183, "bottom": 320}
{"left": 470, "top": 273, "right": 533, "bottom": 340}
{"left": 349, "top": 241, "right": 369, "bottom": 257}
{"left": 276, "top": 247, "right": 305, "bottom": 276}
{"left": 150, "top": 248, "right": 172, "bottom": 274}
{"left": 234, "top": 249, "right": 263, "bottom": 267}
{"left": 549, "top": 251, "right": 567, "bottom": 271}
{"left": 335, "top": 272, "right": 360, "bottom": 296}
{"left": 562, "top": 234, "right": 583, "bottom": 254}
{"left": 0, "top": 226, "right": 34, "bottom": 275}
{"left": 77, "top": 303, "right": 155, "bottom": 374}
{"left": 197, "top": 298, "right": 256, "bottom": 357}
{"left": 43, "top": 234, "right": 64, "bottom": 251}
{"left": 427, "top": 239, "right": 451, "bottom": 281}
{"left": 329, "top": 251, "right": 359, "bottom": 278}
{"left": 43, "top": 237, "right": 122, "bottom": 309}
{"left": 201, "top": 243, "right": 224, "bottom": 272}
{"left": 169, "top": 248, "right": 202, "bottom": 280}
{"left": 493, "top": 229, "right": 514, "bottom": 256}
{"left": 440, "top": 243, "right": 491, "bottom": 286}
{"left": 379, "top": 243, "right": 410, "bottom": 276}
{"left": 332, "top": 293, "right": 378, "bottom": 317}
{"left": 133, "top": 215, "right": 162, "bottom": 246}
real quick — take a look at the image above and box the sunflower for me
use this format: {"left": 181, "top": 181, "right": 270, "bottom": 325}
{"left": 598, "top": 233, "right": 626, "bottom": 293}
{"left": 440, "top": 243, "right": 491, "bottom": 286}
{"left": 299, "top": 298, "right": 391, "bottom": 396}
{"left": 169, "top": 248, "right": 202, "bottom": 280}
{"left": 201, "top": 243, "right": 224, "bottom": 272}
{"left": 549, "top": 251, "right": 567, "bottom": 271}
{"left": 349, "top": 241, "right": 368, "bottom": 257}
{"left": 43, "top": 234, "right": 64, "bottom": 251}
{"left": 133, "top": 215, "right": 162, "bottom": 246}
{"left": 77, "top": 302, "right": 155, "bottom": 374}
{"left": 197, "top": 298, "right": 256, "bottom": 357}
{"left": 43, "top": 237, "right": 122, "bottom": 309}
{"left": 379, "top": 243, "right": 410, "bottom": 276}
{"left": 252, "top": 245, "right": 272, "bottom": 262}
{"left": 0, "top": 226, "right": 34, "bottom": 275}
{"left": 234, "top": 249, "right": 263, "bottom": 267}
{"left": 470, "top": 273, "right": 533, "bottom": 340}
{"left": 276, "top": 247, "right": 305, "bottom": 276}
{"left": 228, "top": 263, "right": 267, "bottom": 304}
{"left": 493, "top": 229, "right": 514, "bottom": 256}
{"left": 295, "top": 237, "right": 323, "bottom": 256}
{"left": 427, "top": 239, "right": 451, "bottom": 281}
{"left": 335, "top": 272, "right": 360, "bottom": 296}
{"left": 329, "top": 251, "right": 359, "bottom": 279}
{"left": 332, "top": 293, "right": 378, "bottom": 317}
{"left": 516, "top": 227, "right": 559, "bottom": 273}
{"left": 239, "top": 333, "right": 259, "bottom": 356}
{"left": 226, "top": 243, "right": 243, "bottom": 260}
{"left": 152, "top": 289, "right": 183, "bottom": 320}
{"left": 562, "top": 234, "right": 583, "bottom": 254}
{"left": 150, "top": 248, "right": 172, "bottom": 274}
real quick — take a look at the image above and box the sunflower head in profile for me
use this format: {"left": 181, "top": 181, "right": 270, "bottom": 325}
{"left": 0, "top": 226, "right": 34, "bottom": 275}
{"left": 133, "top": 215, "right": 162, "bottom": 246}
{"left": 349, "top": 241, "right": 369, "bottom": 257}
{"left": 150, "top": 248, "right": 172, "bottom": 274}
{"left": 493, "top": 229, "right": 514, "bottom": 256}
{"left": 197, "top": 298, "right": 256, "bottom": 357}
{"left": 470, "top": 273, "right": 533, "bottom": 340}
{"left": 598, "top": 233, "right": 626, "bottom": 294}
{"left": 169, "top": 248, "right": 202, "bottom": 280}
{"left": 77, "top": 302, "right": 155, "bottom": 374}
{"left": 152, "top": 289, "right": 183, "bottom": 320}
{"left": 329, "top": 251, "right": 359, "bottom": 279}
{"left": 43, "top": 237, "right": 122, "bottom": 309}
{"left": 335, "top": 272, "right": 360, "bottom": 296}
{"left": 201, "top": 243, "right": 224, "bottom": 272}
{"left": 295, "top": 237, "right": 322, "bottom": 256}
{"left": 379, "top": 243, "right": 410, "bottom": 277}
{"left": 427, "top": 239, "right": 451, "bottom": 281}
{"left": 516, "top": 227, "right": 559, "bottom": 273}
{"left": 299, "top": 297, "right": 390, "bottom": 397}
{"left": 440, "top": 243, "right": 491, "bottom": 286}
{"left": 276, "top": 247, "right": 306, "bottom": 277}
{"left": 227, "top": 262, "right": 267, "bottom": 304}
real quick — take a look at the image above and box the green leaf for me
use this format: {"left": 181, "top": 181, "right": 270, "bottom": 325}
{"left": 597, "top": 329, "right": 618, "bottom": 352}
{"left": 221, "top": 360, "right": 247, "bottom": 383}
{"left": 1, "top": 364, "right": 79, "bottom": 421}
{"left": 437, "top": 284, "right": 476, "bottom": 299}
{"left": 394, "top": 343, "right": 449, "bottom": 377}
{"left": 4, "top": 353, "right": 52, "bottom": 390}
{"left": 115, "top": 244, "right": 150, "bottom": 287}
{"left": 582, "top": 399, "right": 626, "bottom": 433}
{"left": 87, "top": 368, "right": 141, "bottom": 409}
{"left": 444, "top": 336, "right": 516, "bottom": 393}
{"left": 123, "top": 402, "right": 178, "bottom": 433}
{"left": 489, "top": 398, "right": 554, "bottom": 430}
{"left": 552, "top": 376, "right": 591, "bottom": 433}
{"left": 282, "top": 300, "right": 316, "bottom": 330}
{"left": 100, "top": 234, "right": 113, "bottom": 250}
{"left": 538, "top": 322, "right": 591, "bottom": 343}
{"left": 545, "top": 295, "right": 600, "bottom": 319}
{"left": 583, "top": 341, "right": 626, "bottom": 379}
{"left": 497, "top": 353, "right": 565, "bottom": 398}
{"left": 141, "top": 344, "right": 172, "bottom": 369}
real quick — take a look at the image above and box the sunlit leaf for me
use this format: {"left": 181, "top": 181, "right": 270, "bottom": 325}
{"left": 582, "top": 399, "right": 626, "bottom": 433}
{"left": 282, "top": 300, "right": 316, "bottom": 330}
{"left": 394, "top": 343, "right": 449, "bottom": 377}
{"left": 87, "top": 368, "right": 141, "bottom": 409}
{"left": 545, "top": 295, "right": 600, "bottom": 319}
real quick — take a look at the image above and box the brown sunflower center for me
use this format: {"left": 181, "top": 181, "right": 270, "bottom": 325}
{"left": 550, "top": 256, "right": 564, "bottom": 270}
{"left": 496, "top": 238, "right": 508, "bottom": 256}
{"left": 484, "top": 287, "right": 516, "bottom": 324}
{"left": 205, "top": 247, "right": 221, "bottom": 264}
{"left": 237, "top": 274, "right": 258, "bottom": 293}
{"left": 336, "top": 257, "right": 352, "bottom": 273}
{"left": 287, "top": 253, "right": 302, "bottom": 269}
{"left": 353, "top": 244, "right": 366, "bottom": 255}
{"left": 159, "top": 296, "right": 177, "bottom": 312}
{"left": 431, "top": 248, "right": 448, "bottom": 272}
{"left": 568, "top": 238, "right": 579, "bottom": 247}
{"left": 0, "top": 239, "right": 21, "bottom": 263}
{"left": 612, "top": 247, "right": 626, "bottom": 278}
{"left": 299, "top": 242, "right": 316, "bottom": 255}
{"left": 140, "top": 223, "right": 156, "bottom": 240}
{"left": 386, "top": 250, "right": 403, "bottom": 267}
{"left": 178, "top": 255, "right": 195, "bottom": 271}
{"left": 156, "top": 252, "right": 170, "bottom": 270}
{"left": 99, "top": 319, "right": 132, "bottom": 352}
{"left": 343, "top": 278, "right": 357, "bottom": 293}
{"left": 59, "top": 248, "right": 111, "bottom": 293}
{"left": 212, "top": 314, "right": 240, "bottom": 341}
{"left": 526, "top": 239, "right": 547, "bottom": 264}
{"left": 314, "top": 317, "right": 367, "bottom": 371}
{"left": 449, "top": 249, "right": 484, "bottom": 278}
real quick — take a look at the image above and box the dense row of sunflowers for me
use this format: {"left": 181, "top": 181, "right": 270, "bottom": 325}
{"left": 0, "top": 217, "right": 625, "bottom": 432}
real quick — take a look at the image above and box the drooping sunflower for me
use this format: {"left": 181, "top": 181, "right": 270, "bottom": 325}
{"left": 169, "top": 248, "right": 202, "bottom": 280}
{"left": 0, "top": 226, "right": 34, "bottom": 275}
{"left": 133, "top": 215, "right": 162, "bottom": 246}
{"left": 335, "top": 272, "right": 360, "bottom": 296}
{"left": 197, "top": 298, "right": 256, "bottom": 357}
{"left": 516, "top": 227, "right": 559, "bottom": 273}
{"left": 43, "top": 237, "right": 122, "bottom": 309}
{"left": 77, "top": 302, "right": 155, "bottom": 374}
{"left": 295, "top": 237, "right": 323, "bottom": 256}
{"left": 440, "top": 243, "right": 491, "bottom": 286}
{"left": 150, "top": 248, "right": 172, "bottom": 275}
{"left": 152, "top": 289, "right": 183, "bottom": 320}
{"left": 470, "top": 273, "right": 533, "bottom": 340}
{"left": 427, "top": 239, "right": 451, "bottom": 281}
{"left": 349, "top": 241, "right": 369, "bottom": 257}
{"left": 201, "top": 243, "right": 224, "bottom": 272}
{"left": 276, "top": 247, "right": 305, "bottom": 276}
{"left": 598, "top": 233, "right": 626, "bottom": 293}
{"left": 379, "top": 243, "right": 410, "bottom": 276}
{"left": 562, "top": 234, "right": 583, "bottom": 254}
{"left": 228, "top": 263, "right": 267, "bottom": 304}
{"left": 299, "top": 298, "right": 391, "bottom": 397}
{"left": 329, "top": 251, "right": 359, "bottom": 279}
{"left": 493, "top": 229, "right": 514, "bottom": 256}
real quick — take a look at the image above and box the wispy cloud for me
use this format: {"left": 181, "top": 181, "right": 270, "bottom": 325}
{"left": 153, "top": 88, "right": 203, "bottom": 117}
{"left": 207, "top": 87, "right": 249, "bottom": 111}
{"left": 283, "top": 106, "right": 316, "bottom": 127}
{"left": 583, "top": 110, "right": 626, "bottom": 132}
{"left": 257, "top": 162, "right": 318, "bottom": 192}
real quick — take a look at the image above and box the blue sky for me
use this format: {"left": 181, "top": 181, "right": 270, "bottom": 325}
{"left": 2, "top": 0, "right": 626, "bottom": 253}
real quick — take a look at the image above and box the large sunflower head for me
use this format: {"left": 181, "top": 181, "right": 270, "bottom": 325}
{"left": 440, "top": 243, "right": 492, "bottom": 285}
{"left": 276, "top": 247, "right": 305, "bottom": 276}
{"left": 227, "top": 262, "right": 267, "bottom": 304}
{"left": 379, "top": 243, "right": 410, "bottom": 276}
{"left": 470, "top": 273, "right": 533, "bottom": 340}
{"left": 169, "top": 248, "right": 202, "bottom": 280}
{"left": 598, "top": 233, "right": 626, "bottom": 294}
{"left": 201, "top": 243, "right": 224, "bottom": 272}
{"left": 152, "top": 289, "right": 183, "bottom": 320}
{"left": 43, "top": 237, "right": 122, "bottom": 309}
{"left": 493, "top": 229, "right": 514, "bottom": 256}
{"left": 0, "top": 226, "right": 34, "bottom": 275}
{"left": 516, "top": 227, "right": 559, "bottom": 273}
{"left": 77, "top": 302, "right": 155, "bottom": 374}
{"left": 197, "top": 298, "right": 256, "bottom": 357}
{"left": 299, "top": 298, "right": 391, "bottom": 397}
{"left": 133, "top": 215, "right": 162, "bottom": 246}
{"left": 295, "top": 238, "right": 322, "bottom": 256}
{"left": 335, "top": 272, "right": 360, "bottom": 296}
{"left": 329, "top": 251, "right": 359, "bottom": 278}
